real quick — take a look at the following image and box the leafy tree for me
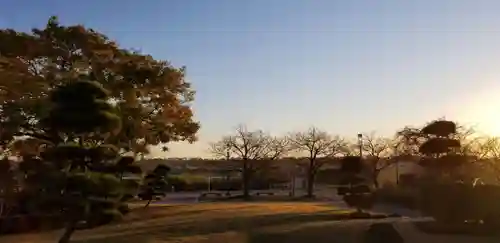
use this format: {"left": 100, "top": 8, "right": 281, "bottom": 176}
{"left": 289, "top": 127, "right": 346, "bottom": 197}
{"left": 0, "top": 16, "right": 199, "bottom": 157}
{"left": 210, "top": 125, "right": 289, "bottom": 199}
{"left": 139, "top": 165, "right": 171, "bottom": 208}
{"left": 20, "top": 80, "right": 134, "bottom": 243}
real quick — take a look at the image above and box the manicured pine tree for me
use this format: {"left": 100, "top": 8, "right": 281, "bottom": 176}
{"left": 418, "top": 120, "right": 465, "bottom": 180}
{"left": 338, "top": 156, "right": 374, "bottom": 213}
{"left": 20, "top": 80, "right": 140, "bottom": 243}
{"left": 139, "top": 164, "right": 171, "bottom": 208}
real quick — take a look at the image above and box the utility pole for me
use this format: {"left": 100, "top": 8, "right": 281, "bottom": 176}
{"left": 225, "top": 147, "right": 231, "bottom": 196}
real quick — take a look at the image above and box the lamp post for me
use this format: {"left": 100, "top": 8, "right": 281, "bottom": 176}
{"left": 357, "top": 133, "right": 363, "bottom": 157}
{"left": 225, "top": 147, "right": 231, "bottom": 196}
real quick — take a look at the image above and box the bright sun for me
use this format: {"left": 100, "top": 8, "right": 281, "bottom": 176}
{"left": 478, "top": 118, "right": 500, "bottom": 136}
{"left": 465, "top": 89, "right": 500, "bottom": 136}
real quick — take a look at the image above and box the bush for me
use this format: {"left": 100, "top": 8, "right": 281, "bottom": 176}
{"left": 343, "top": 194, "right": 375, "bottom": 211}
{"left": 375, "top": 185, "right": 418, "bottom": 209}
{"left": 0, "top": 214, "right": 64, "bottom": 234}
{"left": 167, "top": 174, "right": 281, "bottom": 192}
{"left": 418, "top": 183, "right": 500, "bottom": 224}
{"left": 337, "top": 186, "right": 348, "bottom": 195}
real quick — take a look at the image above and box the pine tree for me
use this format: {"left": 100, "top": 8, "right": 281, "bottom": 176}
{"left": 20, "top": 80, "right": 140, "bottom": 243}
{"left": 139, "top": 165, "right": 171, "bottom": 208}
{"left": 418, "top": 120, "right": 465, "bottom": 180}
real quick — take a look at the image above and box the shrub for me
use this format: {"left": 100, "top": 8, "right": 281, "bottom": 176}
{"left": 375, "top": 185, "right": 418, "bottom": 209}
{"left": 343, "top": 194, "right": 375, "bottom": 211}
{"left": 167, "top": 174, "right": 281, "bottom": 192}
{"left": 419, "top": 183, "right": 500, "bottom": 224}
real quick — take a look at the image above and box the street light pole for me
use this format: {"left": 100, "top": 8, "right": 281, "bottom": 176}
{"left": 357, "top": 133, "right": 363, "bottom": 157}
{"left": 225, "top": 147, "right": 231, "bottom": 196}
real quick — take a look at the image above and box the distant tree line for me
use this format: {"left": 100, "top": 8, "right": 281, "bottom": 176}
{"left": 210, "top": 121, "right": 500, "bottom": 199}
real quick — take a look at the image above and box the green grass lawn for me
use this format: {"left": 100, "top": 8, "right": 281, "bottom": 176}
{"left": 0, "top": 202, "right": 377, "bottom": 243}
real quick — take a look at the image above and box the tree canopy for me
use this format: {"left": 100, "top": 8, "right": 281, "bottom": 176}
{"left": 0, "top": 16, "right": 199, "bottom": 156}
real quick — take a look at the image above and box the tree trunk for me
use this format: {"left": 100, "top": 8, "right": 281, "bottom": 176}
{"left": 58, "top": 220, "right": 77, "bottom": 243}
{"left": 242, "top": 161, "right": 250, "bottom": 199}
{"left": 306, "top": 160, "right": 315, "bottom": 198}
{"left": 144, "top": 199, "right": 152, "bottom": 208}
{"left": 372, "top": 171, "right": 380, "bottom": 189}
{"left": 0, "top": 199, "right": 4, "bottom": 217}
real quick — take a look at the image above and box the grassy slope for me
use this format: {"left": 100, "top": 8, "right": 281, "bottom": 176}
{"left": 0, "top": 202, "right": 374, "bottom": 243}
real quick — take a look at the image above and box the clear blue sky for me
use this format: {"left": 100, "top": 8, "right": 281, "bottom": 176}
{"left": 3, "top": 0, "right": 500, "bottom": 158}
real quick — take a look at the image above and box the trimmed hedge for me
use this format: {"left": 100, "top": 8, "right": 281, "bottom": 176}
{"left": 168, "top": 175, "right": 284, "bottom": 192}
{"left": 377, "top": 183, "right": 500, "bottom": 225}
{"left": 375, "top": 186, "right": 418, "bottom": 209}
{"left": 419, "top": 183, "right": 500, "bottom": 224}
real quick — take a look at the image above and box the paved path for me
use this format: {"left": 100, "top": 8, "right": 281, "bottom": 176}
{"left": 370, "top": 203, "right": 424, "bottom": 218}
{"left": 151, "top": 192, "right": 200, "bottom": 204}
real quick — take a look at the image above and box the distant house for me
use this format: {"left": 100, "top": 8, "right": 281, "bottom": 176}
{"left": 378, "top": 159, "right": 424, "bottom": 186}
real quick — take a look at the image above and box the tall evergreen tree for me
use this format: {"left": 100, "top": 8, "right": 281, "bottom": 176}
{"left": 20, "top": 80, "right": 140, "bottom": 243}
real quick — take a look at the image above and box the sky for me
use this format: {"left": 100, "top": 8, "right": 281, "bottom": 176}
{"left": 2, "top": 0, "right": 500, "bottom": 158}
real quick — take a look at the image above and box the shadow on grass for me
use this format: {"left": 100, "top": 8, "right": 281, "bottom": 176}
{"left": 74, "top": 210, "right": 368, "bottom": 243}
{"left": 249, "top": 222, "right": 369, "bottom": 243}
{"left": 200, "top": 195, "right": 324, "bottom": 203}
{"left": 124, "top": 204, "right": 259, "bottom": 223}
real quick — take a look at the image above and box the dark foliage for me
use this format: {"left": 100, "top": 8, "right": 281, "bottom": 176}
{"left": 338, "top": 156, "right": 374, "bottom": 212}
{"left": 421, "top": 120, "right": 457, "bottom": 137}
{"left": 17, "top": 80, "right": 138, "bottom": 243}
{"left": 340, "top": 156, "right": 363, "bottom": 174}
{"left": 139, "top": 165, "right": 171, "bottom": 207}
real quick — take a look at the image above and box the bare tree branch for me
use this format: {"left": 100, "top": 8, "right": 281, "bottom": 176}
{"left": 259, "top": 136, "right": 291, "bottom": 160}
{"left": 362, "top": 132, "right": 393, "bottom": 169}
{"left": 289, "top": 127, "right": 334, "bottom": 160}
{"left": 467, "top": 136, "right": 500, "bottom": 182}
{"left": 209, "top": 125, "right": 270, "bottom": 161}
{"left": 327, "top": 135, "right": 349, "bottom": 157}
{"left": 349, "top": 132, "right": 396, "bottom": 188}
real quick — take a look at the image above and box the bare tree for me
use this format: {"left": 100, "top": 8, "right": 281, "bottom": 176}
{"left": 289, "top": 127, "right": 344, "bottom": 197}
{"left": 360, "top": 132, "right": 394, "bottom": 188}
{"left": 261, "top": 136, "right": 291, "bottom": 160}
{"left": 209, "top": 125, "right": 282, "bottom": 198}
{"left": 467, "top": 136, "right": 500, "bottom": 182}
{"left": 251, "top": 136, "right": 292, "bottom": 188}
